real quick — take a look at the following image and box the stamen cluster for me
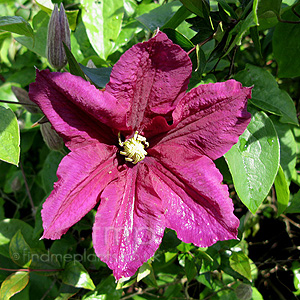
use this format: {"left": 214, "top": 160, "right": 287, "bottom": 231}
{"left": 118, "top": 131, "right": 149, "bottom": 164}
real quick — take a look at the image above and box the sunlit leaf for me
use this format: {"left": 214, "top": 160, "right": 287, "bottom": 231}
{"left": 62, "top": 261, "right": 95, "bottom": 290}
{"left": 0, "top": 16, "right": 33, "bottom": 39}
{"left": 275, "top": 165, "right": 290, "bottom": 216}
{"left": 0, "top": 106, "right": 20, "bottom": 166}
{"left": 137, "top": 1, "right": 182, "bottom": 32}
{"left": 0, "top": 272, "right": 29, "bottom": 300}
{"left": 229, "top": 252, "right": 252, "bottom": 281}
{"left": 225, "top": 109, "right": 280, "bottom": 214}
{"left": 81, "top": 0, "right": 124, "bottom": 59}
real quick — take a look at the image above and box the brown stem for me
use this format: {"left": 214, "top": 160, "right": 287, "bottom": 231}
{"left": 277, "top": 17, "right": 300, "bottom": 24}
{"left": 187, "top": 35, "right": 214, "bottom": 56}
{"left": 292, "top": 2, "right": 300, "bottom": 19}
{"left": 282, "top": 214, "right": 300, "bottom": 229}
{"left": 278, "top": 2, "right": 300, "bottom": 25}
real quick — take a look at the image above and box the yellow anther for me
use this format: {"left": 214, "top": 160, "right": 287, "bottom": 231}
{"left": 118, "top": 131, "right": 149, "bottom": 164}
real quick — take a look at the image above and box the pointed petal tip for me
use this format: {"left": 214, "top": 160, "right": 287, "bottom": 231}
{"left": 40, "top": 228, "right": 64, "bottom": 240}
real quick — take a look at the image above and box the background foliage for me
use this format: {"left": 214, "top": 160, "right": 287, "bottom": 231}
{"left": 0, "top": 0, "right": 300, "bottom": 299}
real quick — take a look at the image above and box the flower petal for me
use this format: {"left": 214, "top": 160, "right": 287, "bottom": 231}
{"left": 41, "top": 143, "right": 118, "bottom": 240}
{"left": 146, "top": 150, "right": 239, "bottom": 246}
{"left": 151, "top": 80, "right": 251, "bottom": 160}
{"left": 29, "top": 69, "right": 127, "bottom": 149}
{"left": 93, "top": 164, "right": 165, "bottom": 279}
{"left": 106, "top": 31, "right": 192, "bottom": 131}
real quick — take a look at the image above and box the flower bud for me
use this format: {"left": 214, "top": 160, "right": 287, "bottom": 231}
{"left": 47, "top": 3, "right": 71, "bottom": 70}
{"left": 86, "top": 59, "right": 96, "bottom": 69}
{"left": 235, "top": 283, "right": 253, "bottom": 300}
{"left": 11, "top": 86, "right": 41, "bottom": 114}
{"left": 40, "top": 122, "right": 64, "bottom": 151}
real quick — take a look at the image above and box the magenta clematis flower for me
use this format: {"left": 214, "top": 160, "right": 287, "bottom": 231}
{"left": 29, "top": 31, "right": 251, "bottom": 279}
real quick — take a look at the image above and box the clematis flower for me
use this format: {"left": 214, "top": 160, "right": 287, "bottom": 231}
{"left": 29, "top": 31, "right": 251, "bottom": 279}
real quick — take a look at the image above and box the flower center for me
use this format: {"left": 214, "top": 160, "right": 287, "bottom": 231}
{"left": 118, "top": 131, "right": 149, "bottom": 164}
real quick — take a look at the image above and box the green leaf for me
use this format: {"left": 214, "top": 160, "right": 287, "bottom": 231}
{"left": 0, "top": 106, "right": 20, "bottom": 166}
{"left": 229, "top": 252, "right": 252, "bottom": 281}
{"left": 116, "top": 277, "right": 136, "bottom": 290}
{"left": 63, "top": 43, "right": 86, "bottom": 79}
{"left": 185, "top": 255, "right": 198, "bottom": 282}
{"left": 215, "top": 0, "right": 238, "bottom": 19}
{"left": 282, "top": 0, "right": 297, "bottom": 4}
{"left": 235, "top": 64, "right": 298, "bottom": 125}
{"left": 65, "top": 10, "right": 79, "bottom": 32}
{"left": 81, "top": 0, "right": 124, "bottom": 59}
{"left": 180, "top": 0, "right": 209, "bottom": 18}
{"left": 15, "top": 11, "right": 49, "bottom": 57}
{"left": 29, "top": 248, "right": 61, "bottom": 276}
{"left": 257, "top": 0, "right": 281, "bottom": 30}
{"left": 271, "top": 116, "right": 297, "bottom": 183}
{"left": 285, "top": 190, "right": 300, "bottom": 214}
{"left": 162, "top": 28, "right": 194, "bottom": 51}
{"left": 164, "top": 284, "right": 184, "bottom": 299}
{"left": 35, "top": 1, "right": 79, "bottom": 31}
{"left": 83, "top": 275, "right": 122, "bottom": 299}
{"left": 273, "top": 5, "right": 300, "bottom": 78}
{"left": 0, "top": 32, "right": 11, "bottom": 49}
{"left": 0, "top": 219, "right": 42, "bottom": 258}
{"left": 79, "top": 64, "right": 112, "bottom": 88}
{"left": 136, "top": 1, "right": 182, "bottom": 32}
{"left": 223, "top": 11, "right": 257, "bottom": 57}
{"left": 54, "top": 284, "right": 79, "bottom": 300}
{"left": 252, "top": 0, "right": 259, "bottom": 25}
{"left": 250, "top": 26, "right": 262, "bottom": 57}
{"left": 195, "top": 44, "right": 206, "bottom": 74}
{"left": 72, "top": 21, "right": 99, "bottom": 59}
{"left": 225, "top": 110, "right": 280, "bottom": 214}
{"left": 0, "top": 16, "right": 33, "bottom": 39}
{"left": 140, "top": 264, "right": 158, "bottom": 288}
{"left": 28, "top": 273, "right": 59, "bottom": 299}
{"left": 252, "top": 287, "right": 264, "bottom": 300}
{"left": 35, "top": 0, "right": 53, "bottom": 13}
{"left": 258, "top": 0, "right": 282, "bottom": 17}
{"left": 161, "top": 5, "right": 192, "bottom": 29}
{"left": 137, "top": 262, "right": 157, "bottom": 288}
{"left": 9, "top": 230, "right": 31, "bottom": 267}
{"left": 291, "top": 261, "right": 300, "bottom": 293}
{"left": 137, "top": 262, "right": 151, "bottom": 282}
{"left": 111, "top": 19, "right": 142, "bottom": 52}
{"left": 39, "top": 151, "right": 64, "bottom": 194}
{"left": 0, "top": 272, "right": 29, "bottom": 300}
{"left": 275, "top": 165, "right": 290, "bottom": 216}
{"left": 62, "top": 261, "right": 95, "bottom": 290}
{"left": 0, "top": 83, "right": 22, "bottom": 111}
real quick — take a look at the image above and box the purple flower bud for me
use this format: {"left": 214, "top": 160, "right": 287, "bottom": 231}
{"left": 47, "top": 3, "right": 71, "bottom": 70}
{"left": 11, "top": 86, "right": 41, "bottom": 114}
{"left": 40, "top": 122, "right": 64, "bottom": 151}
